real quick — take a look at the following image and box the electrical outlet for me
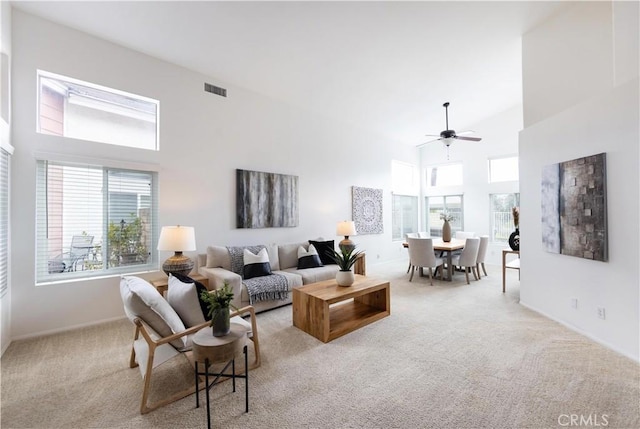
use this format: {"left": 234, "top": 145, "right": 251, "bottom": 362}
{"left": 571, "top": 298, "right": 578, "bottom": 309}
{"left": 597, "top": 307, "right": 606, "bottom": 320}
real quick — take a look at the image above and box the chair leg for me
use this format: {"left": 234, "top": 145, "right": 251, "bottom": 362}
{"left": 407, "top": 260, "right": 411, "bottom": 274}
{"left": 409, "top": 266, "right": 415, "bottom": 282}
{"left": 439, "top": 264, "right": 444, "bottom": 281}
{"left": 464, "top": 268, "right": 470, "bottom": 284}
{"left": 428, "top": 267, "right": 434, "bottom": 286}
{"left": 129, "top": 325, "right": 141, "bottom": 369}
{"left": 476, "top": 264, "right": 481, "bottom": 279}
{"left": 472, "top": 266, "right": 479, "bottom": 281}
{"left": 482, "top": 262, "right": 488, "bottom": 277}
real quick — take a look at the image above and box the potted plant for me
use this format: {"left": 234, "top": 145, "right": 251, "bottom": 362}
{"left": 200, "top": 282, "right": 238, "bottom": 336}
{"left": 328, "top": 246, "right": 364, "bottom": 287}
{"left": 107, "top": 215, "right": 149, "bottom": 267}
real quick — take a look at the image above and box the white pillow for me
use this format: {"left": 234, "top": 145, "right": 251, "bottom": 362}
{"left": 297, "top": 244, "right": 323, "bottom": 269}
{"left": 243, "top": 248, "right": 272, "bottom": 279}
{"left": 167, "top": 275, "right": 207, "bottom": 328}
{"left": 119, "top": 276, "right": 188, "bottom": 350}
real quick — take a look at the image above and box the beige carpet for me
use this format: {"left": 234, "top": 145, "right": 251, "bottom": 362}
{"left": 2, "top": 261, "right": 639, "bottom": 429}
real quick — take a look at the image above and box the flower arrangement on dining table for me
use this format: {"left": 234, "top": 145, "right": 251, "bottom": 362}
{"left": 439, "top": 212, "right": 456, "bottom": 222}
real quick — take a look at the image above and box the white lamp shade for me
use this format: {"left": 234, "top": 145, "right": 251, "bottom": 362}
{"left": 157, "top": 226, "right": 196, "bottom": 251}
{"left": 336, "top": 221, "right": 357, "bottom": 237}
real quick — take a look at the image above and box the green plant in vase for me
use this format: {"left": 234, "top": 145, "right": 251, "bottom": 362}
{"left": 328, "top": 246, "right": 364, "bottom": 287}
{"left": 200, "top": 282, "right": 238, "bottom": 336}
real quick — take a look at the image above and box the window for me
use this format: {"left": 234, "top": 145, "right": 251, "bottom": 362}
{"left": 426, "top": 195, "right": 464, "bottom": 237}
{"left": 426, "top": 163, "right": 463, "bottom": 187}
{"left": 35, "top": 160, "right": 158, "bottom": 284}
{"left": 391, "top": 160, "right": 419, "bottom": 241}
{"left": 0, "top": 144, "right": 12, "bottom": 299}
{"left": 392, "top": 195, "right": 418, "bottom": 241}
{"left": 490, "top": 193, "right": 520, "bottom": 242}
{"left": 37, "top": 70, "right": 159, "bottom": 150}
{"left": 489, "top": 156, "right": 519, "bottom": 183}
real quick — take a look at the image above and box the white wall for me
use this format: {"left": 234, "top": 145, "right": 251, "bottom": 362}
{"left": 419, "top": 105, "right": 522, "bottom": 266}
{"left": 0, "top": 0, "right": 12, "bottom": 355}
{"left": 520, "top": 1, "right": 639, "bottom": 361}
{"left": 10, "top": 10, "right": 415, "bottom": 339}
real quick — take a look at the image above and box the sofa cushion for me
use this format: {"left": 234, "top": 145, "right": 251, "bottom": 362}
{"left": 167, "top": 274, "right": 210, "bottom": 327}
{"left": 240, "top": 270, "right": 302, "bottom": 303}
{"left": 266, "top": 243, "right": 280, "bottom": 271}
{"left": 206, "top": 245, "right": 231, "bottom": 270}
{"left": 120, "top": 276, "right": 188, "bottom": 350}
{"left": 243, "top": 248, "right": 272, "bottom": 279}
{"left": 297, "top": 244, "right": 323, "bottom": 269}
{"left": 283, "top": 265, "right": 339, "bottom": 284}
{"left": 308, "top": 239, "right": 335, "bottom": 265}
{"left": 279, "top": 241, "right": 309, "bottom": 270}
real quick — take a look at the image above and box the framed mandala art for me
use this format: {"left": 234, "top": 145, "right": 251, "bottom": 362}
{"left": 352, "top": 186, "right": 383, "bottom": 235}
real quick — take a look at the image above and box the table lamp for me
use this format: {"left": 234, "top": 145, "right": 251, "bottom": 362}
{"left": 157, "top": 225, "right": 196, "bottom": 276}
{"left": 336, "top": 220, "right": 357, "bottom": 253}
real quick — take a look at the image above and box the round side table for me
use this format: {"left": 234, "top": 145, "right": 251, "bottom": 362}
{"left": 193, "top": 324, "right": 248, "bottom": 429}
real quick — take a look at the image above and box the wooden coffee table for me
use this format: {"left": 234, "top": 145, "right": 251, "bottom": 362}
{"left": 292, "top": 275, "right": 390, "bottom": 343}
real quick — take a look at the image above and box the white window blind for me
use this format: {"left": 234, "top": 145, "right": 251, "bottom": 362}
{"left": 0, "top": 148, "right": 9, "bottom": 298}
{"left": 35, "top": 160, "right": 158, "bottom": 284}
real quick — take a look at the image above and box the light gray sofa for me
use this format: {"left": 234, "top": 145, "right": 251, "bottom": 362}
{"left": 197, "top": 241, "right": 349, "bottom": 313}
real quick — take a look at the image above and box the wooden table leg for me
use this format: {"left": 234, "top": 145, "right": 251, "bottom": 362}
{"left": 447, "top": 251, "right": 453, "bottom": 281}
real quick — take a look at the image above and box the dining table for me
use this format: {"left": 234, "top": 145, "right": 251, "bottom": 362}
{"left": 403, "top": 238, "right": 466, "bottom": 281}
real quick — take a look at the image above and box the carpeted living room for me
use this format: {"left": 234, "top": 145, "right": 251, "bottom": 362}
{"left": 1, "top": 1, "right": 639, "bottom": 429}
{"left": 2, "top": 261, "right": 638, "bottom": 429}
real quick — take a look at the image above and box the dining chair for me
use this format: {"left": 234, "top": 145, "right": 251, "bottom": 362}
{"left": 451, "top": 237, "right": 480, "bottom": 284}
{"left": 407, "top": 237, "right": 444, "bottom": 285}
{"left": 405, "top": 233, "right": 419, "bottom": 273}
{"left": 476, "top": 235, "right": 489, "bottom": 278}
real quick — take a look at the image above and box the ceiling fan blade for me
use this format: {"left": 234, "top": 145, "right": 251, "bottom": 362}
{"left": 457, "top": 130, "right": 476, "bottom": 135}
{"left": 455, "top": 136, "right": 482, "bottom": 142}
{"left": 424, "top": 134, "right": 440, "bottom": 138}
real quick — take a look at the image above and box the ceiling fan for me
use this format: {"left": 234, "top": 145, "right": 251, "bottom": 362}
{"left": 418, "top": 102, "right": 482, "bottom": 155}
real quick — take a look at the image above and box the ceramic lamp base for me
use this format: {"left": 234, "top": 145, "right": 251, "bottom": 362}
{"left": 162, "top": 251, "right": 194, "bottom": 276}
{"left": 339, "top": 238, "right": 355, "bottom": 253}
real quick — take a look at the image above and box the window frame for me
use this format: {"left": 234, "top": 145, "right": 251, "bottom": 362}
{"left": 392, "top": 194, "right": 419, "bottom": 241}
{"left": 0, "top": 141, "right": 13, "bottom": 299}
{"left": 37, "top": 70, "right": 160, "bottom": 151}
{"left": 488, "top": 155, "right": 519, "bottom": 183}
{"left": 425, "top": 194, "right": 464, "bottom": 237}
{"left": 35, "top": 158, "right": 159, "bottom": 285}
{"left": 489, "top": 193, "right": 520, "bottom": 242}
{"left": 425, "top": 162, "right": 464, "bottom": 188}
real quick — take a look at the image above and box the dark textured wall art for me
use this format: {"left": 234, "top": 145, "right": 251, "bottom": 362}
{"left": 236, "top": 169, "right": 299, "bottom": 228}
{"left": 352, "top": 186, "right": 383, "bottom": 234}
{"left": 541, "top": 153, "right": 607, "bottom": 261}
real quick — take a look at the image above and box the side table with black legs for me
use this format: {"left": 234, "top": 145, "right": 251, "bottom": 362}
{"left": 192, "top": 324, "right": 249, "bottom": 429}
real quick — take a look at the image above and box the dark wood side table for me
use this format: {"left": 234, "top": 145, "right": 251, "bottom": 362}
{"left": 193, "top": 324, "right": 248, "bottom": 429}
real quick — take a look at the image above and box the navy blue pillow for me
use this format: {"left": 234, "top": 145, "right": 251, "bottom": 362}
{"left": 171, "top": 273, "right": 211, "bottom": 321}
{"left": 309, "top": 240, "right": 335, "bottom": 265}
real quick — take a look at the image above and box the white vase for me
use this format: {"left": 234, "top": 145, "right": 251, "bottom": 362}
{"left": 336, "top": 270, "right": 355, "bottom": 287}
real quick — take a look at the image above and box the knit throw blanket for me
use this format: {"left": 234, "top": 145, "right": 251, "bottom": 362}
{"left": 227, "top": 246, "right": 289, "bottom": 304}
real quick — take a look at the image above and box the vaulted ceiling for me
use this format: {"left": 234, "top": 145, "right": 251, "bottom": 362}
{"left": 12, "top": 1, "right": 569, "bottom": 145}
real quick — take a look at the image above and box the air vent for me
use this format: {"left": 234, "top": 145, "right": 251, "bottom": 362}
{"left": 204, "top": 82, "right": 227, "bottom": 97}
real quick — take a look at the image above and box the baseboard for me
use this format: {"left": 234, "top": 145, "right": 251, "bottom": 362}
{"left": 11, "top": 315, "right": 128, "bottom": 342}
{"left": 519, "top": 301, "right": 639, "bottom": 363}
{"left": 1, "top": 339, "right": 11, "bottom": 357}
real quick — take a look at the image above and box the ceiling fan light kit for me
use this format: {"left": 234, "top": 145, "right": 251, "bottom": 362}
{"left": 418, "top": 102, "right": 483, "bottom": 158}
